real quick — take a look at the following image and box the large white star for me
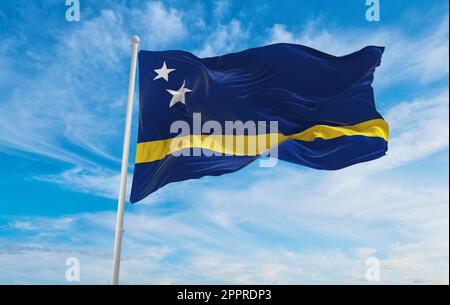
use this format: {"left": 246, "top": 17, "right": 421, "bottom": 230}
{"left": 153, "top": 61, "right": 175, "bottom": 81}
{"left": 167, "top": 81, "right": 192, "bottom": 107}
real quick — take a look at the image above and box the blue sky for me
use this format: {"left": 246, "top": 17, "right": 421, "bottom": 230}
{"left": 0, "top": 0, "right": 448, "bottom": 284}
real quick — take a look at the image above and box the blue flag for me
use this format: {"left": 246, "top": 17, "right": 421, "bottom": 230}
{"left": 130, "top": 43, "right": 388, "bottom": 203}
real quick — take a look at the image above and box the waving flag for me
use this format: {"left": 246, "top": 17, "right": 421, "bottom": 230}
{"left": 130, "top": 43, "right": 389, "bottom": 203}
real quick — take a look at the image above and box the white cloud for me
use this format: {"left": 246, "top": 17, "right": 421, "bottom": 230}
{"left": 2, "top": 173, "right": 447, "bottom": 285}
{"left": 34, "top": 166, "right": 192, "bottom": 205}
{"left": 196, "top": 19, "right": 249, "bottom": 57}
{"left": 268, "top": 24, "right": 295, "bottom": 43}
{"left": 380, "top": 90, "right": 449, "bottom": 169}
{"left": 131, "top": 2, "right": 187, "bottom": 48}
{"left": 0, "top": 9, "right": 129, "bottom": 166}
{"left": 35, "top": 167, "right": 123, "bottom": 200}
{"left": 354, "top": 247, "right": 377, "bottom": 259}
{"left": 0, "top": 2, "right": 189, "bottom": 168}
{"left": 63, "top": 9, "right": 129, "bottom": 70}
{"left": 213, "top": 0, "right": 231, "bottom": 19}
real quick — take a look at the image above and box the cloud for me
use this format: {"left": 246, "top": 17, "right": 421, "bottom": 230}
{"left": 35, "top": 167, "right": 123, "bottom": 200}
{"left": 10, "top": 217, "right": 74, "bottom": 232}
{"left": 378, "top": 90, "right": 449, "bottom": 169}
{"left": 1, "top": 170, "right": 447, "bottom": 285}
{"left": 131, "top": 2, "right": 187, "bottom": 48}
{"left": 34, "top": 166, "right": 194, "bottom": 205}
{"left": 0, "top": 1, "right": 190, "bottom": 168}
{"left": 196, "top": 19, "right": 250, "bottom": 57}
{"left": 213, "top": 0, "right": 231, "bottom": 19}
{"left": 0, "top": 9, "right": 128, "bottom": 166}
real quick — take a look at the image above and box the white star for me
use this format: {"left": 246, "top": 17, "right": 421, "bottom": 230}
{"left": 167, "top": 81, "right": 192, "bottom": 107}
{"left": 153, "top": 61, "right": 175, "bottom": 81}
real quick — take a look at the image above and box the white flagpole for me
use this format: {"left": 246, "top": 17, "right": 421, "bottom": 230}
{"left": 111, "top": 35, "right": 140, "bottom": 285}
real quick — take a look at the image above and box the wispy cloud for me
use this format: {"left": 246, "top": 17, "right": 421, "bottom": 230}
{"left": 0, "top": 1, "right": 191, "bottom": 168}
{"left": 213, "top": 0, "right": 231, "bottom": 19}
{"left": 35, "top": 167, "right": 123, "bottom": 200}
{"left": 0, "top": 8, "right": 129, "bottom": 166}
{"left": 130, "top": 2, "right": 187, "bottom": 48}
{"left": 2, "top": 165, "right": 448, "bottom": 285}
{"left": 196, "top": 18, "right": 250, "bottom": 57}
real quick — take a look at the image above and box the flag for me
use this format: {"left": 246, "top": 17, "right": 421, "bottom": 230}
{"left": 130, "top": 43, "right": 388, "bottom": 203}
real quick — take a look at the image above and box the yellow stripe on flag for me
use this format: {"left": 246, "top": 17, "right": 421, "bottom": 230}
{"left": 135, "top": 119, "right": 389, "bottom": 164}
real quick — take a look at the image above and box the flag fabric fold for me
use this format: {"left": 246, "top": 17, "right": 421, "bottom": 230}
{"left": 130, "top": 43, "right": 388, "bottom": 203}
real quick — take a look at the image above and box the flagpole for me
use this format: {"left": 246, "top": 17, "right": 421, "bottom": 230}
{"left": 111, "top": 35, "right": 140, "bottom": 285}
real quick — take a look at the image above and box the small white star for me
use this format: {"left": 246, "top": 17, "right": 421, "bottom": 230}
{"left": 153, "top": 61, "right": 175, "bottom": 81}
{"left": 167, "top": 81, "right": 192, "bottom": 107}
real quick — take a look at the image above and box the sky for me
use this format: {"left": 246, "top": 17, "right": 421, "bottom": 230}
{"left": 0, "top": 0, "right": 448, "bottom": 284}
